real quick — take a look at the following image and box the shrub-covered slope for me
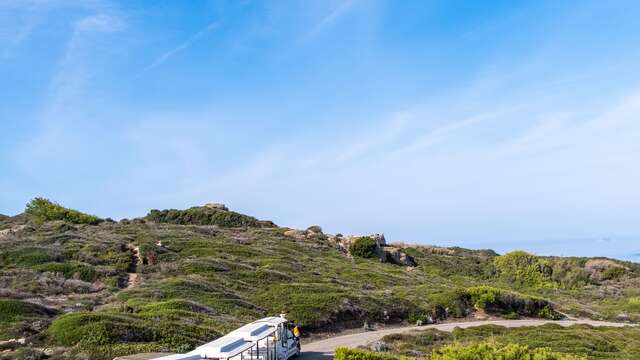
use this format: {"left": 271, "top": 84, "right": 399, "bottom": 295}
{"left": 0, "top": 199, "right": 638, "bottom": 359}
{"left": 336, "top": 340, "right": 588, "bottom": 360}
{"left": 372, "top": 324, "right": 640, "bottom": 359}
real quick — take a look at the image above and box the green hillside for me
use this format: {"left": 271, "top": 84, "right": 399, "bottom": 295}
{"left": 0, "top": 199, "right": 638, "bottom": 359}
{"left": 337, "top": 324, "right": 640, "bottom": 359}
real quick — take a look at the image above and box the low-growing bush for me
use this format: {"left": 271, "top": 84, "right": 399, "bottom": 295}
{"left": 429, "top": 289, "right": 470, "bottom": 318}
{"left": 48, "top": 310, "right": 221, "bottom": 352}
{"left": 601, "top": 266, "right": 626, "bottom": 281}
{"left": 493, "top": 251, "right": 557, "bottom": 288}
{"left": 431, "top": 341, "right": 585, "bottom": 360}
{"left": 136, "top": 299, "right": 215, "bottom": 317}
{"left": 25, "top": 198, "right": 102, "bottom": 225}
{"left": 538, "top": 305, "right": 562, "bottom": 320}
{"left": 466, "top": 285, "right": 501, "bottom": 309}
{"left": 0, "top": 247, "right": 61, "bottom": 267}
{"left": 34, "top": 262, "right": 98, "bottom": 282}
{"left": 146, "top": 207, "right": 274, "bottom": 228}
{"left": 334, "top": 347, "right": 409, "bottom": 360}
{"left": 551, "top": 259, "right": 593, "bottom": 288}
{"left": 256, "top": 283, "right": 351, "bottom": 329}
{"left": 0, "top": 299, "right": 57, "bottom": 323}
{"left": 427, "top": 286, "right": 560, "bottom": 319}
{"left": 349, "top": 237, "right": 378, "bottom": 259}
{"left": 74, "top": 343, "right": 164, "bottom": 360}
{"left": 384, "top": 324, "right": 640, "bottom": 359}
{"left": 48, "top": 312, "right": 154, "bottom": 346}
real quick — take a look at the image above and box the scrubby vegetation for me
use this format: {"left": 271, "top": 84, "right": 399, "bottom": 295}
{"left": 378, "top": 324, "right": 640, "bottom": 359}
{"left": 0, "top": 199, "right": 638, "bottom": 358}
{"left": 422, "top": 286, "right": 560, "bottom": 321}
{"left": 431, "top": 342, "right": 585, "bottom": 360}
{"left": 145, "top": 206, "right": 275, "bottom": 228}
{"left": 338, "top": 342, "right": 583, "bottom": 360}
{"left": 0, "top": 299, "right": 57, "bottom": 341}
{"left": 493, "top": 251, "right": 557, "bottom": 288}
{"left": 335, "top": 347, "right": 410, "bottom": 360}
{"left": 349, "top": 236, "right": 378, "bottom": 259}
{"left": 25, "top": 198, "right": 101, "bottom": 225}
{"left": 0, "top": 299, "right": 56, "bottom": 323}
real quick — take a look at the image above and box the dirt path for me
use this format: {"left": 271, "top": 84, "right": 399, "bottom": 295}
{"left": 126, "top": 245, "right": 141, "bottom": 289}
{"left": 300, "top": 319, "right": 632, "bottom": 360}
{"left": 126, "top": 273, "right": 139, "bottom": 289}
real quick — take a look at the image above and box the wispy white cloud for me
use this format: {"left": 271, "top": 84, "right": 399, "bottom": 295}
{"left": 6, "top": 0, "right": 640, "bottom": 257}
{"left": 0, "top": 11, "right": 40, "bottom": 58}
{"left": 161, "top": 80, "right": 639, "bottom": 244}
{"left": 0, "top": 0, "right": 120, "bottom": 58}
{"left": 41, "top": 12, "right": 124, "bottom": 122}
{"left": 299, "top": 0, "right": 357, "bottom": 43}
{"left": 143, "top": 21, "right": 219, "bottom": 72}
{"left": 393, "top": 113, "right": 494, "bottom": 156}
{"left": 14, "top": 10, "right": 126, "bottom": 183}
{"left": 76, "top": 13, "right": 124, "bottom": 33}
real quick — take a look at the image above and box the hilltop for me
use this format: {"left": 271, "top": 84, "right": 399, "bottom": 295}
{"left": 0, "top": 199, "right": 639, "bottom": 359}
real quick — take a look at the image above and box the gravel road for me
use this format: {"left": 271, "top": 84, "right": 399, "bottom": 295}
{"left": 299, "top": 319, "right": 631, "bottom": 360}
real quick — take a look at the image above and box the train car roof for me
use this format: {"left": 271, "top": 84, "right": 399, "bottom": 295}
{"left": 188, "top": 336, "right": 253, "bottom": 359}
{"left": 151, "top": 354, "right": 201, "bottom": 360}
{"left": 228, "top": 322, "right": 276, "bottom": 341}
{"left": 252, "top": 316, "right": 288, "bottom": 325}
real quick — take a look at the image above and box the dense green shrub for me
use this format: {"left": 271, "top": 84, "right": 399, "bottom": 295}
{"left": 493, "top": 251, "right": 557, "bottom": 288}
{"left": 538, "top": 305, "right": 562, "bottom": 320}
{"left": 429, "top": 289, "right": 470, "bottom": 318}
{"left": 34, "top": 262, "right": 98, "bottom": 282}
{"left": 381, "top": 324, "right": 640, "bottom": 359}
{"left": 0, "top": 299, "right": 56, "bottom": 323}
{"left": 450, "top": 324, "right": 639, "bottom": 357}
{"left": 466, "top": 285, "right": 501, "bottom": 309}
{"left": 0, "top": 247, "right": 61, "bottom": 267}
{"left": 428, "top": 286, "right": 560, "bottom": 319}
{"left": 551, "top": 259, "right": 593, "bottom": 288}
{"left": 48, "top": 312, "right": 153, "bottom": 346}
{"left": 431, "top": 341, "right": 585, "bottom": 359}
{"left": 146, "top": 206, "right": 274, "bottom": 227}
{"left": 25, "top": 198, "right": 101, "bottom": 225}
{"left": 256, "top": 283, "right": 351, "bottom": 329}
{"left": 334, "top": 347, "right": 409, "bottom": 360}
{"left": 601, "top": 266, "right": 626, "bottom": 281}
{"left": 136, "top": 299, "right": 215, "bottom": 317}
{"left": 349, "top": 236, "right": 378, "bottom": 259}
{"left": 71, "top": 343, "right": 164, "bottom": 360}
{"left": 48, "top": 310, "right": 220, "bottom": 352}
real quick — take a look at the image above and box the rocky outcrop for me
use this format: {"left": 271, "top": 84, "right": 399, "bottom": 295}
{"left": 331, "top": 233, "right": 386, "bottom": 252}
{"left": 382, "top": 246, "right": 417, "bottom": 267}
{"left": 329, "top": 233, "right": 416, "bottom": 267}
{"left": 585, "top": 259, "right": 627, "bottom": 273}
{"left": 283, "top": 228, "right": 416, "bottom": 267}
{"left": 284, "top": 229, "right": 306, "bottom": 240}
{"left": 584, "top": 259, "right": 628, "bottom": 281}
{"left": 616, "top": 313, "right": 631, "bottom": 322}
{"left": 205, "top": 203, "right": 228, "bottom": 211}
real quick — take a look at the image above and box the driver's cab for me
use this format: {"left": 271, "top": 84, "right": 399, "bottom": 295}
{"left": 271, "top": 316, "right": 300, "bottom": 360}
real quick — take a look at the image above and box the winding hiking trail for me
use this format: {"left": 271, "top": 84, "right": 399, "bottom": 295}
{"left": 126, "top": 245, "right": 141, "bottom": 289}
{"left": 299, "top": 319, "right": 632, "bottom": 360}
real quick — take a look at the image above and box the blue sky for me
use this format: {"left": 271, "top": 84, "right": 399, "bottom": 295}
{"left": 2, "top": 0, "right": 640, "bottom": 258}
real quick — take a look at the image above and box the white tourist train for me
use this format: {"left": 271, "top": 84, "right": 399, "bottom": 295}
{"left": 151, "top": 315, "right": 301, "bottom": 360}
